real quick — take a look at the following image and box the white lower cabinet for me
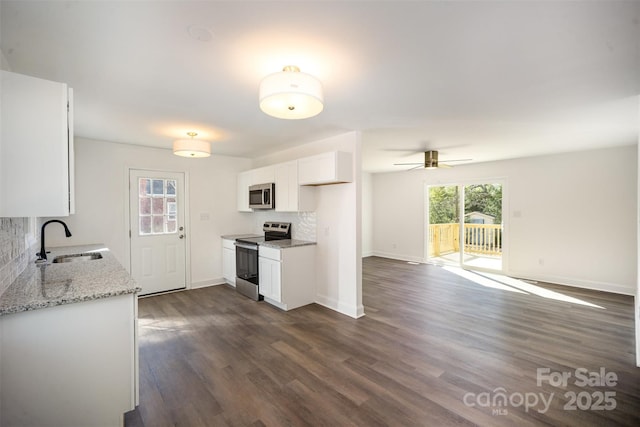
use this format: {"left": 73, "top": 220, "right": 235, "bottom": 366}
{"left": 259, "top": 255, "right": 282, "bottom": 302}
{"left": 222, "top": 238, "right": 236, "bottom": 286}
{"left": 259, "top": 244, "right": 315, "bottom": 311}
{"left": 0, "top": 294, "right": 137, "bottom": 427}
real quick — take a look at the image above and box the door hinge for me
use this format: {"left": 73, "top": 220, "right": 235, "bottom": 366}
{"left": 129, "top": 230, "right": 131, "bottom": 238}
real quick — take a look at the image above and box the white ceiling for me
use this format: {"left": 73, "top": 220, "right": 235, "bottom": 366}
{"left": 2, "top": 1, "right": 639, "bottom": 173}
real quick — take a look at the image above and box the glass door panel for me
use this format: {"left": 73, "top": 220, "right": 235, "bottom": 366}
{"left": 462, "top": 183, "right": 503, "bottom": 271}
{"left": 427, "top": 185, "right": 460, "bottom": 266}
{"left": 427, "top": 182, "right": 504, "bottom": 272}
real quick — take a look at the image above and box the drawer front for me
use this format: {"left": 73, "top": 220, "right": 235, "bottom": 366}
{"left": 259, "top": 245, "right": 281, "bottom": 261}
{"left": 222, "top": 238, "right": 236, "bottom": 250}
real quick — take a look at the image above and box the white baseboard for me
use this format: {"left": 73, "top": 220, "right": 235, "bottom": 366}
{"left": 190, "top": 278, "right": 225, "bottom": 290}
{"left": 502, "top": 271, "right": 634, "bottom": 296}
{"left": 315, "top": 294, "right": 365, "bottom": 319}
{"left": 371, "top": 251, "right": 423, "bottom": 264}
{"left": 368, "top": 254, "right": 634, "bottom": 296}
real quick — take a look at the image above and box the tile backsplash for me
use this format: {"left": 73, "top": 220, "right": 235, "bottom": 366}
{"left": 0, "top": 218, "right": 36, "bottom": 296}
{"left": 252, "top": 211, "right": 316, "bottom": 241}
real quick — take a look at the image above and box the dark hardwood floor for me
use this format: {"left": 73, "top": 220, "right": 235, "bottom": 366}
{"left": 125, "top": 256, "right": 640, "bottom": 426}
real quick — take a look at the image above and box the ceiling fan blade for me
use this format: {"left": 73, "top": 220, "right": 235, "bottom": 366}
{"left": 393, "top": 162, "right": 423, "bottom": 165}
{"left": 440, "top": 158, "right": 472, "bottom": 163}
{"left": 438, "top": 164, "right": 453, "bottom": 168}
{"left": 408, "top": 165, "right": 423, "bottom": 171}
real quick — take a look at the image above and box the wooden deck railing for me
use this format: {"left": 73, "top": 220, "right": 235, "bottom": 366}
{"left": 428, "top": 223, "right": 502, "bottom": 257}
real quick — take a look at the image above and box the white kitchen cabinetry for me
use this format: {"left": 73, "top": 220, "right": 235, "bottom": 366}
{"left": 258, "top": 250, "right": 281, "bottom": 302}
{"left": 298, "top": 151, "right": 352, "bottom": 186}
{"left": 237, "top": 166, "right": 276, "bottom": 212}
{"left": 274, "top": 161, "right": 315, "bottom": 212}
{"left": 222, "top": 238, "right": 236, "bottom": 286}
{"left": 0, "top": 70, "right": 74, "bottom": 217}
{"left": 237, "top": 170, "right": 252, "bottom": 212}
{"left": 251, "top": 165, "right": 275, "bottom": 185}
{"left": 0, "top": 294, "right": 137, "bottom": 427}
{"left": 258, "top": 244, "right": 316, "bottom": 311}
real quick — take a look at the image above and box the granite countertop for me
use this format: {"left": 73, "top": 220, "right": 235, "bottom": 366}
{"left": 221, "top": 234, "right": 262, "bottom": 240}
{"left": 259, "top": 239, "right": 317, "bottom": 249}
{"left": 0, "top": 244, "right": 140, "bottom": 316}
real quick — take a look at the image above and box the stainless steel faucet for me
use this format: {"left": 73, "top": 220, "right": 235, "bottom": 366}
{"left": 37, "top": 220, "right": 72, "bottom": 261}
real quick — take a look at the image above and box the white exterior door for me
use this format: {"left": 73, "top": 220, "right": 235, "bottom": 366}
{"left": 129, "top": 170, "right": 186, "bottom": 295}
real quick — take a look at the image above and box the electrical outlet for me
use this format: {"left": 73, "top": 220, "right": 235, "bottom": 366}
{"left": 538, "top": 258, "right": 544, "bottom": 266}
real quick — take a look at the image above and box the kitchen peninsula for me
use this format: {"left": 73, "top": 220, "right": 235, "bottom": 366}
{"left": 0, "top": 244, "right": 139, "bottom": 427}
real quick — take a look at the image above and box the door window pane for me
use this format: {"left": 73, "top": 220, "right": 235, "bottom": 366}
{"left": 166, "top": 180, "right": 176, "bottom": 195}
{"left": 140, "top": 216, "right": 151, "bottom": 235}
{"left": 152, "top": 197, "right": 164, "bottom": 215}
{"left": 139, "top": 179, "right": 150, "bottom": 196}
{"left": 138, "top": 177, "right": 179, "bottom": 236}
{"left": 152, "top": 216, "right": 164, "bottom": 233}
{"left": 139, "top": 197, "right": 151, "bottom": 215}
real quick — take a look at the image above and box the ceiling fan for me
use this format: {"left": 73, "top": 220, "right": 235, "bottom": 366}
{"left": 394, "top": 150, "right": 471, "bottom": 170}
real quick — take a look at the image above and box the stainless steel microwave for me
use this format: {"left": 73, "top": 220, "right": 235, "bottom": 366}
{"left": 249, "top": 183, "right": 275, "bottom": 209}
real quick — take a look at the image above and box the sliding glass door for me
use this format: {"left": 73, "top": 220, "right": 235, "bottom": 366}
{"left": 427, "top": 185, "right": 461, "bottom": 266}
{"left": 427, "top": 182, "right": 504, "bottom": 272}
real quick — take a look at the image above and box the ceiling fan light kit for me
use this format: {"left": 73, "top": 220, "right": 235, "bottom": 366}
{"left": 424, "top": 150, "right": 438, "bottom": 169}
{"left": 259, "top": 65, "right": 324, "bottom": 119}
{"left": 173, "top": 132, "right": 211, "bottom": 158}
{"left": 393, "top": 150, "right": 471, "bottom": 170}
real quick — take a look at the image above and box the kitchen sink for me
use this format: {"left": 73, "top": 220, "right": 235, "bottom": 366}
{"left": 52, "top": 252, "right": 103, "bottom": 263}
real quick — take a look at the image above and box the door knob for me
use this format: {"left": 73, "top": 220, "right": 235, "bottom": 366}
{"left": 179, "top": 226, "right": 184, "bottom": 231}
{"left": 179, "top": 234, "right": 184, "bottom": 239}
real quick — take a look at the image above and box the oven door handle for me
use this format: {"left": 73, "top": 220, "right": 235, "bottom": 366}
{"left": 234, "top": 242, "right": 258, "bottom": 250}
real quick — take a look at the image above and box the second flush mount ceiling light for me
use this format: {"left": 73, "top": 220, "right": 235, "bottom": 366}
{"left": 173, "top": 132, "right": 211, "bottom": 158}
{"left": 259, "top": 65, "right": 324, "bottom": 119}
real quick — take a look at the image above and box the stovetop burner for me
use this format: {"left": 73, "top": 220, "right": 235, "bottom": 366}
{"left": 236, "top": 222, "right": 291, "bottom": 245}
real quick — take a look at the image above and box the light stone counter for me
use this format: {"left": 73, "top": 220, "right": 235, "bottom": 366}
{"left": 259, "top": 239, "right": 317, "bottom": 249}
{"left": 0, "top": 244, "right": 140, "bottom": 315}
{"left": 221, "top": 234, "right": 262, "bottom": 240}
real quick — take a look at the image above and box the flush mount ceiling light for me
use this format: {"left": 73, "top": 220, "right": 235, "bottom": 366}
{"left": 259, "top": 65, "right": 324, "bottom": 119}
{"left": 172, "top": 132, "right": 211, "bottom": 158}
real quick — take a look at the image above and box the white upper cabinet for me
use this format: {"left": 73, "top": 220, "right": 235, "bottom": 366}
{"left": 0, "top": 70, "right": 74, "bottom": 217}
{"left": 298, "top": 151, "right": 352, "bottom": 186}
{"left": 251, "top": 165, "right": 275, "bottom": 185}
{"left": 237, "top": 166, "right": 275, "bottom": 212}
{"left": 274, "top": 161, "right": 314, "bottom": 212}
{"left": 237, "top": 150, "right": 352, "bottom": 212}
{"left": 236, "top": 170, "right": 252, "bottom": 212}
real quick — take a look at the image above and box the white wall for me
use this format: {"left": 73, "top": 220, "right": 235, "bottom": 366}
{"left": 362, "top": 172, "right": 373, "bottom": 257}
{"left": 0, "top": 50, "right": 10, "bottom": 71}
{"left": 44, "top": 137, "right": 253, "bottom": 288}
{"left": 373, "top": 145, "right": 638, "bottom": 295}
{"left": 253, "top": 131, "right": 364, "bottom": 318}
{"left": 636, "top": 98, "right": 640, "bottom": 366}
